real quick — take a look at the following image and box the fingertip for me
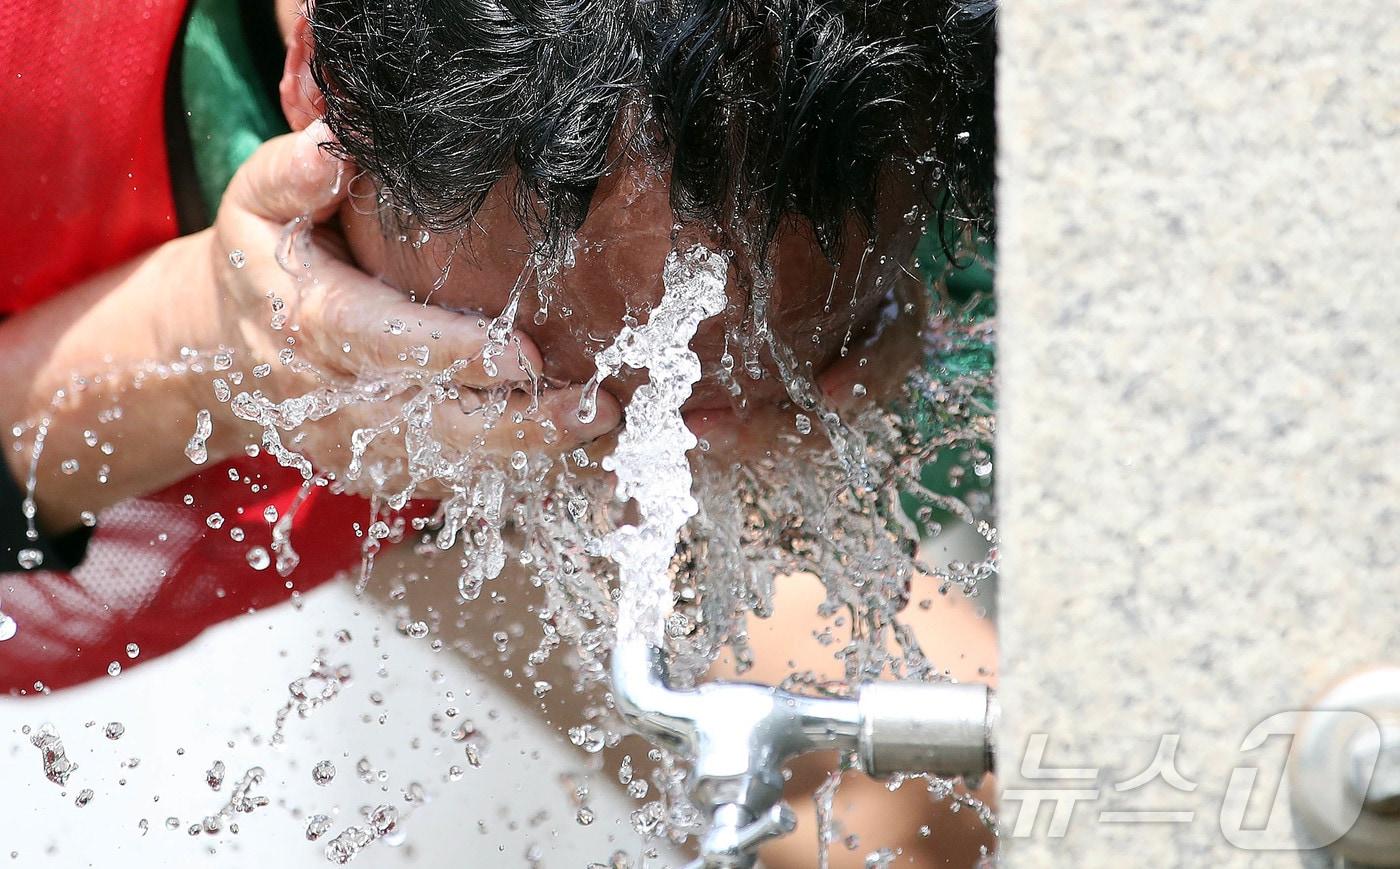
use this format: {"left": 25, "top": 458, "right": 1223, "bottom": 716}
{"left": 229, "top": 126, "right": 348, "bottom": 222}
{"left": 300, "top": 118, "right": 339, "bottom": 158}
{"left": 289, "top": 121, "right": 348, "bottom": 213}
{"left": 590, "top": 388, "right": 623, "bottom": 431}
{"left": 545, "top": 386, "right": 621, "bottom": 444}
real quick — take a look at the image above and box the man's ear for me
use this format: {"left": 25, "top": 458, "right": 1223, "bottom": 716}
{"left": 279, "top": 11, "right": 324, "bottom": 132}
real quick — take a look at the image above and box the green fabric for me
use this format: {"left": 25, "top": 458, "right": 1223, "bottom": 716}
{"left": 181, "top": 0, "right": 288, "bottom": 218}
{"left": 904, "top": 232, "right": 996, "bottom": 533}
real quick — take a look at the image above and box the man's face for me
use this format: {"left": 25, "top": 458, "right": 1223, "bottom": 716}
{"left": 338, "top": 158, "right": 927, "bottom": 434}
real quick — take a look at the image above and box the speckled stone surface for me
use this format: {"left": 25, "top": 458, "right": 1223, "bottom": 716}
{"left": 996, "top": 2, "right": 1400, "bottom": 864}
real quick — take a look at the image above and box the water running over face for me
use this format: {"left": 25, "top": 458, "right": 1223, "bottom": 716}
{"left": 6, "top": 213, "right": 997, "bottom": 863}
{"left": 590, "top": 245, "right": 729, "bottom": 647}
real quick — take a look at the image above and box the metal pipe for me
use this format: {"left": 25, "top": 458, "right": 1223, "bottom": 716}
{"left": 610, "top": 637, "right": 998, "bottom": 867}
{"left": 858, "top": 680, "right": 997, "bottom": 779}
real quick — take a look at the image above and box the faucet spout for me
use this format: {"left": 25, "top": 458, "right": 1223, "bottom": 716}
{"left": 610, "top": 637, "right": 703, "bottom": 751}
{"left": 608, "top": 636, "right": 997, "bottom": 868}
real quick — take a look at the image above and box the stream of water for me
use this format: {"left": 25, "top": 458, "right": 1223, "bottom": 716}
{"left": 6, "top": 217, "right": 997, "bottom": 865}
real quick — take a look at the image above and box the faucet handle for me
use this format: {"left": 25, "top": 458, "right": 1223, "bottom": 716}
{"left": 686, "top": 802, "right": 798, "bottom": 868}
{"left": 729, "top": 802, "right": 797, "bottom": 854}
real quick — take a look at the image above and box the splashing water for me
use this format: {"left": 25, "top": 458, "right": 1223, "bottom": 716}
{"left": 590, "top": 245, "right": 729, "bottom": 646}
{"left": 7, "top": 208, "right": 997, "bottom": 861}
{"left": 814, "top": 764, "right": 846, "bottom": 869}
{"left": 272, "top": 656, "right": 353, "bottom": 745}
{"left": 184, "top": 408, "right": 212, "bottom": 465}
{"left": 324, "top": 805, "right": 400, "bottom": 864}
{"left": 29, "top": 723, "right": 78, "bottom": 786}
{"left": 194, "top": 766, "right": 270, "bottom": 836}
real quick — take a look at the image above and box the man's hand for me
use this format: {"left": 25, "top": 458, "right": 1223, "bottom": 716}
{"left": 1, "top": 123, "right": 620, "bottom": 533}
{"left": 201, "top": 121, "right": 622, "bottom": 492}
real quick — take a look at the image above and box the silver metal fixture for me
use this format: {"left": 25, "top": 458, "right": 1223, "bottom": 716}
{"left": 610, "top": 638, "right": 997, "bottom": 868}
{"left": 1349, "top": 723, "right": 1400, "bottom": 816}
{"left": 1292, "top": 666, "right": 1400, "bottom": 866}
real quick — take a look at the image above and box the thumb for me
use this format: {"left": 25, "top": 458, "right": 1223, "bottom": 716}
{"left": 222, "top": 120, "right": 349, "bottom": 223}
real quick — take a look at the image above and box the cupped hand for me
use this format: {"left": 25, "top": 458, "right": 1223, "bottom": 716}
{"left": 199, "top": 122, "right": 621, "bottom": 491}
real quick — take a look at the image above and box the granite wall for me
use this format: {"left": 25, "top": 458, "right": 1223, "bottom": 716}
{"left": 996, "top": 2, "right": 1400, "bottom": 864}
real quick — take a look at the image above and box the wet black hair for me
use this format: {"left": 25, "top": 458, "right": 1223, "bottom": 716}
{"left": 307, "top": 0, "right": 995, "bottom": 259}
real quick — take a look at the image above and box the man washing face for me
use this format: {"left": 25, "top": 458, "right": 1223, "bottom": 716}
{"left": 279, "top": 0, "right": 995, "bottom": 448}
{"left": 1, "top": 0, "right": 991, "bottom": 689}
{"left": 2, "top": 1, "right": 995, "bottom": 864}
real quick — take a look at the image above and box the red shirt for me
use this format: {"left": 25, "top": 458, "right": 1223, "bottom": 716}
{"left": 0, "top": 1, "right": 416, "bottom": 692}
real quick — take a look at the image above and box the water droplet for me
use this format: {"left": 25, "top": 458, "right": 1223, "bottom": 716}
{"left": 795, "top": 414, "right": 812, "bottom": 435}
{"left": 576, "top": 375, "right": 603, "bottom": 424}
{"left": 370, "top": 805, "right": 399, "bottom": 834}
{"left": 311, "top": 760, "right": 336, "bottom": 786}
{"left": 17, "top": 549, "right": 43, "bottom": 570}
{"left": 405, "top": 621, "right": 429, "bottom": 639}
{"left": 107, "top": 661, "right": 121, "bottom": 677}
{"left": 74, "top": 788, "right": 94, "bottom": 807}
{"left": 246, "top": 547, "right": 271, "bottom": 571}
{"left": 228, "top": 250, "right": 247, "bottom": 269}
{"left": 0, "top": 615, "right": 16, "bottom": 641}
{"left": 305, "top": 814, "right": 332, "bottom": 841}
{"left": 664, "top": 613, "right": 690, "bottom": 637}
{"left": 30, "top": 724, "right": 78, "bottom": 785}
{"left": 104, "top": 721, "right": 125, "bottom": 740}
{"left": 59, "top": 459, "right": 79, "bottom": 475}
{"left": 184, "top": 409, "right": 212, "bottom": 465}
{"left": 126, "top": 643, "right": 140, "bottom": 658}
{"left": 206, "top": 512, "right": 224, "bottom": 529}
{"left": 567, "top": 725, "right": 606, "bottom": 754}
{"left": 629, "top": 802, "right": 665, "bottom": 836}
{"left": 575, "top": 807, "right": 595, "bottom": 826}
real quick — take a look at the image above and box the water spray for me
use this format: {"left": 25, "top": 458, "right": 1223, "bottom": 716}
{"left": 597, "top": 245, "right": 998, "bottom": 867}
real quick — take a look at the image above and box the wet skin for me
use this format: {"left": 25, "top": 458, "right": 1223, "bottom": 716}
{"left": 337, "top": 162, "right": 930, "bottom": 448}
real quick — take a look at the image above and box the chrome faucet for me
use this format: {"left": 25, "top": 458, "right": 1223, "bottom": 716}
{"left": 610, "top": 638, "right": 997, "bottom": 868}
